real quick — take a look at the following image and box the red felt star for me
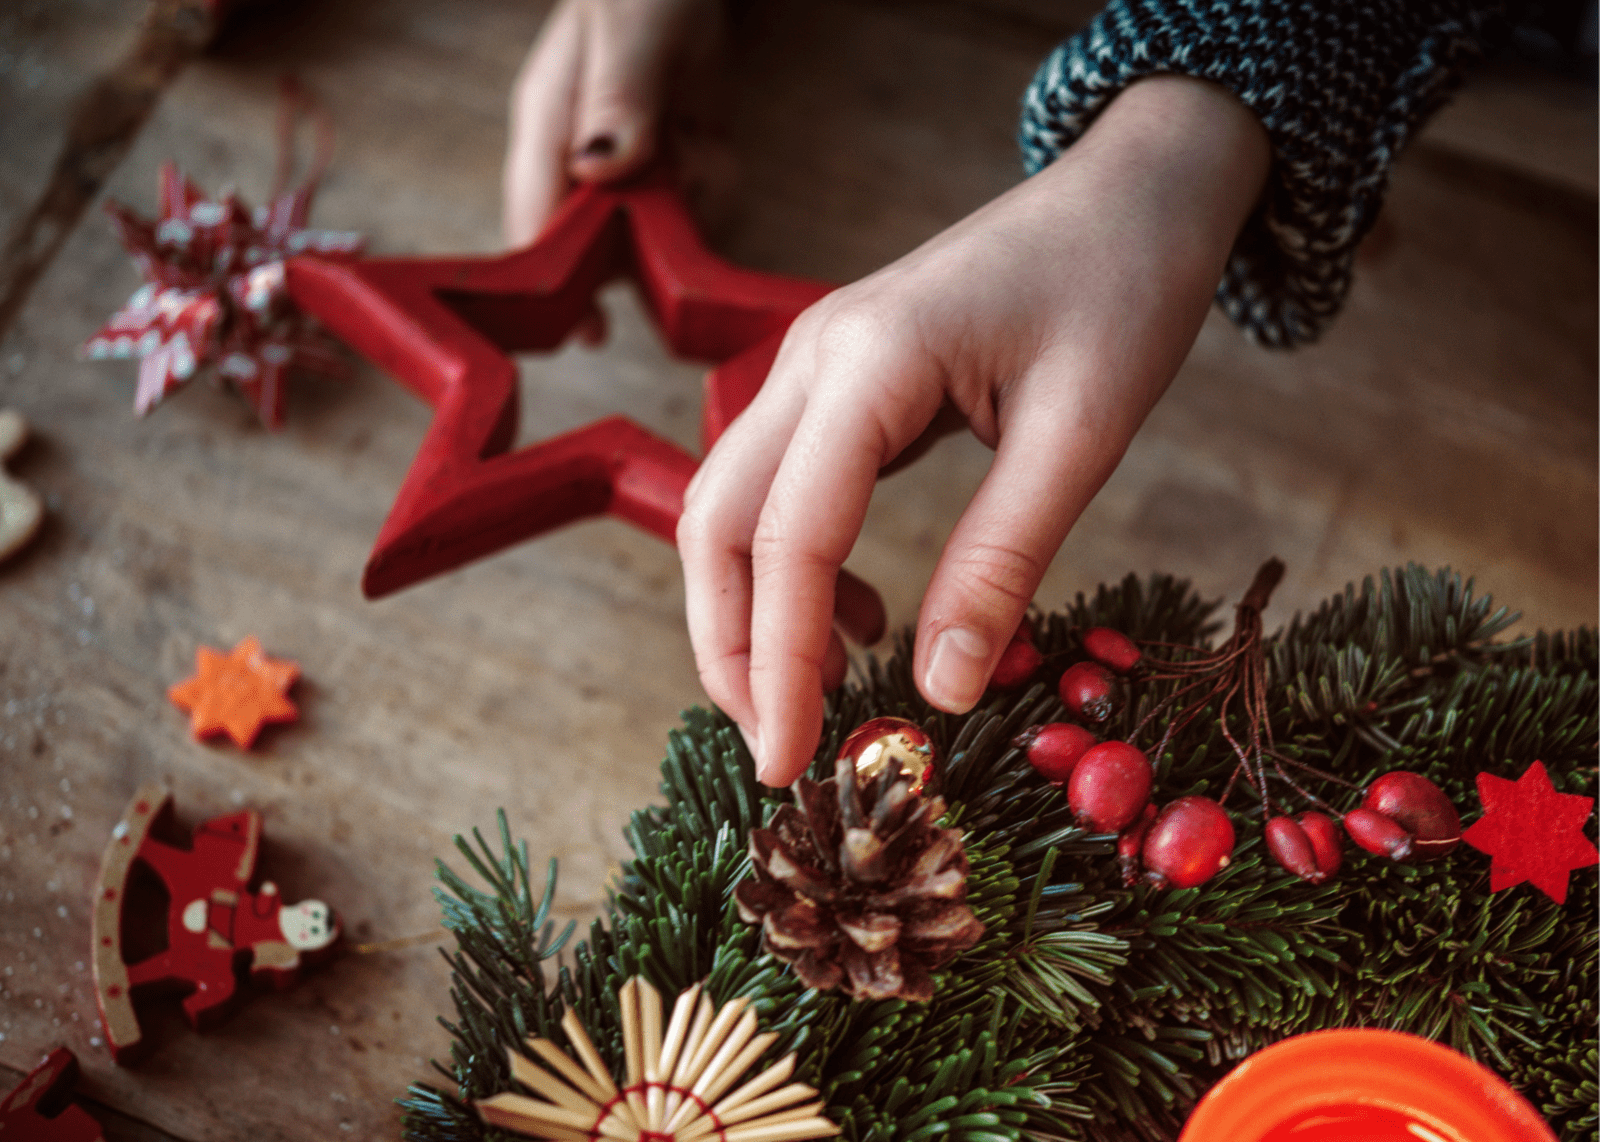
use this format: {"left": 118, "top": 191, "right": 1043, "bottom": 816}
{"left": 1461, "top": 760, "right": 1598, "bottom": 905}
{"left": 284, "top": 165, "right": 830, "bottom": 597}
{"left": 168, "top": 636, "right": 300, "bottom": 748}
{"left": 85, "top": 163, "right": 362, "bottom": 427}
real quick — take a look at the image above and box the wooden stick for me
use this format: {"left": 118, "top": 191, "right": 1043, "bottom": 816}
{"left": 716, "top": 1083, "right": 818, "bottom": 1128}
{"left": 662, "top": 989, "right": 717, "bottom": 1124}
{"left": 475, "top": 1091, "right": 597, "bottom": 1134}
{"left": 561, "top": 1007, "right": 621, "bottom": 1101}
{"left": 618, "top": 978, "right": 650, "bottom": 1127}
{"left": 620, "top": 978, "right": 644, "bottom": 1088}
{"left": 506, "top": 1048, "right": 596, "bottom": 1115}
{"left": 708, "top": 1053, "right": 796, "bottom": 1119}
{"left": 694, "top": 1030, "right": 778, "bottom": 1110}
{"left": 675, "top": 1098, "right": 824, "bottom": 1142}
{"left": 689, "top": 1011, "right": 760, "bottom": 1102}
{"left": 677, "top": 996, "right": 749, "bottom": 1093}
{"left": 655, "top": 982, "right": 700, "bottom": 1083}
{"left": 528, "top": 1037, "right": 611, "bottom": 1106}
{"left": 638, "top": 978, "right": 666, "bottom": 1129}
{"left": 639, "top": 977, "right": 664, "bottom": 1080}
{"left": 722, "top": 1116, "right": 841, "bottom": 1142}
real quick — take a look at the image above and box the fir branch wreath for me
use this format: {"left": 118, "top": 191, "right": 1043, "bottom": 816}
{"left": 400, "top": 565, "right": 1597, "bottom": 1142}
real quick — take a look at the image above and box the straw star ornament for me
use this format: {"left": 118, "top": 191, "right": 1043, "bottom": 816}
{"left": 476, "top": 978, "right": 838, "bottom": 1142}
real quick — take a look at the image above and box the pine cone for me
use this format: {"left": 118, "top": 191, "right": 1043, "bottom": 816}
{"left": 735, "top": 750, "right": 984, "bottom": 1001}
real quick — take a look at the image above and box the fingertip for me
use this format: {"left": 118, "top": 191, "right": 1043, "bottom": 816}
{"left": 919, "top": 623, "right": 994, "bottom": 714}
{"left": 751, "top": 679, "right": 825, "bottom": 790}
{"left": 567, "top": 122, "right": 655, "bottom": 183}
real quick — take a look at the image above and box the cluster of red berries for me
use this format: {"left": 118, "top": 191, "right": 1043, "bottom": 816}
{"left": 1003, "top": 623, "right": 1463, "bottom": 891}
{"left": 1260, "top": 771, "right": 1461, "bottom": 884}
{"left": 1007, "top": 626, "right": 1233, "bottom": 889}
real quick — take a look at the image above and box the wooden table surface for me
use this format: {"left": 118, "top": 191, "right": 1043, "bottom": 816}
{"left": 1, "top": 2, "right": 1594, "bottom": 1139}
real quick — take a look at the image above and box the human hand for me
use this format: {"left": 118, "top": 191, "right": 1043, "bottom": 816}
{"left": 677, "top": 76, "right": 1270, "bottom": 787}
{"left": 503, "top": 0, "right": 724, "bottom": 248}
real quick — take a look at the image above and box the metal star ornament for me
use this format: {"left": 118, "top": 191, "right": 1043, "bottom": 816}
{"left": 167, "top": 635, "right": 300, "bottom": 748}
{"left": 285, "top": 165, "right": 831, "bottom": 598}
{"left": 1461, "top": 761, "right": 1598, "bottom": 905}
{"left": 84, "top": 162, "right": 362, "bottom": 427}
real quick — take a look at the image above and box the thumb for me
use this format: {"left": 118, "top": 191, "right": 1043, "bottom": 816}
{"left": 567, "top": 0, "right": 677, "bottom": 182}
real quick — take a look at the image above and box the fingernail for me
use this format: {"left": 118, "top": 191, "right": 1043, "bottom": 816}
{"left": 578, "top": 134, "right": 616, "bottom": 158}
{"left": 739, "top": 723, "right": 770, "bottom": 781}
{"left": 925, "top": 625, "right": 991, "bottom": 713}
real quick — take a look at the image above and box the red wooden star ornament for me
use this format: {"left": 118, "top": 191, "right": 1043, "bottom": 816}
{"left": 1461, "top": 760, "right": 1598, "bottom": 905}
{"left": 286, "top": 165, "right": 831, "bottom": 597}
{"left": 168, "top": 636, "right": 300, "bottom": 748}
{"left": 0, "top": 1049, "right": 103, "bottom": 1142}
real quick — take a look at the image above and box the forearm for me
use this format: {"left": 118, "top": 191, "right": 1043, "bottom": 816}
{"left": 1022, "top": 0, "right": 1508, "bottom": 346}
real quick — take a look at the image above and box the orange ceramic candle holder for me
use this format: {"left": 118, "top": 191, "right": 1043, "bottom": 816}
{"left": 1178, "top": 1029, "right": 1557, "bottom": 1142}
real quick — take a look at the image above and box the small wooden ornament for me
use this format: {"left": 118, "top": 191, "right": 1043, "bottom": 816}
{"left": 476, "top": 977, "right": 839, "bottom": 1141}
{"left": 285, "top": 165, "right": 832, "bottom": 598}
{"left": 91, "top": 783, "right": 340, "bottom": 1064}
{"left": 0, "top": 1049, "right": 104, "bottom": 1142}
{"left": 166, "top": 635, "right": 299, "bottom": 748}
{"left": 1461, "top": 760, "right": 1598, "bottom": 904}
{"left": 0, "top": 409, "right": 44, "bottom": 562}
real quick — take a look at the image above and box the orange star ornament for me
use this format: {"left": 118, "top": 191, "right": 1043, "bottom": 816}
{"left": 168, "top": 636, "right": 300, "bottom": 748}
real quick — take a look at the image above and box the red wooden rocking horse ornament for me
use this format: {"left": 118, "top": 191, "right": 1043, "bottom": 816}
{"left": 91, "top": 784, "right": 340, "bottom": 1064}
{"left": 286, "top": 165, "right": 832, "bottom": 597}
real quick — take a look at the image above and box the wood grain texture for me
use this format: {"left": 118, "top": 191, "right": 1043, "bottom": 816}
{"left": 0, "top": 1, "right": 1593, "bottom": 1140}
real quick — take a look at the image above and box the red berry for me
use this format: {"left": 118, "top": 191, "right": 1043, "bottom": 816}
{"left": 1265, "top": 815, "right": 1323, "bottom": 883}
{"left": 991, "top": 635, "right": 1043, "bottom": 689}
{"left": 1117, "top": 803, "right": 1158, "bottom": 886}
{"left": 1142, "top": 797, "right": 1235, "bottom": 889}
{"left": 1362, "top": 772, "right": 1461, "bottom": 860}
{"left": 1295, "top": 811, "right": 1343, "bottom": 879}
{"left": 1343, "top": 808, "right": 1414, "bottom": 861}
{"left": 1067, "top": 741, "right": 1151, "bottom": 832}
{"left": 1059, "top": 661, "right": 1119, "bottom": 723}
{"left": 1082, "top": 627, "right": 1142, "bottom": 674}
{"left": 1016, "top": 722, "right": 1097, "bottom": 784}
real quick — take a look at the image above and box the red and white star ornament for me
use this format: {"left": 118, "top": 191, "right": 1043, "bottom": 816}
{"left": 83, "top": 163, "right": 362, "bottom": 427}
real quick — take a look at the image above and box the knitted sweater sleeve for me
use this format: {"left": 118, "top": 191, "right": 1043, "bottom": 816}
{"left": 1019, "top": 1, "right": 1506, "bottom": 347}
